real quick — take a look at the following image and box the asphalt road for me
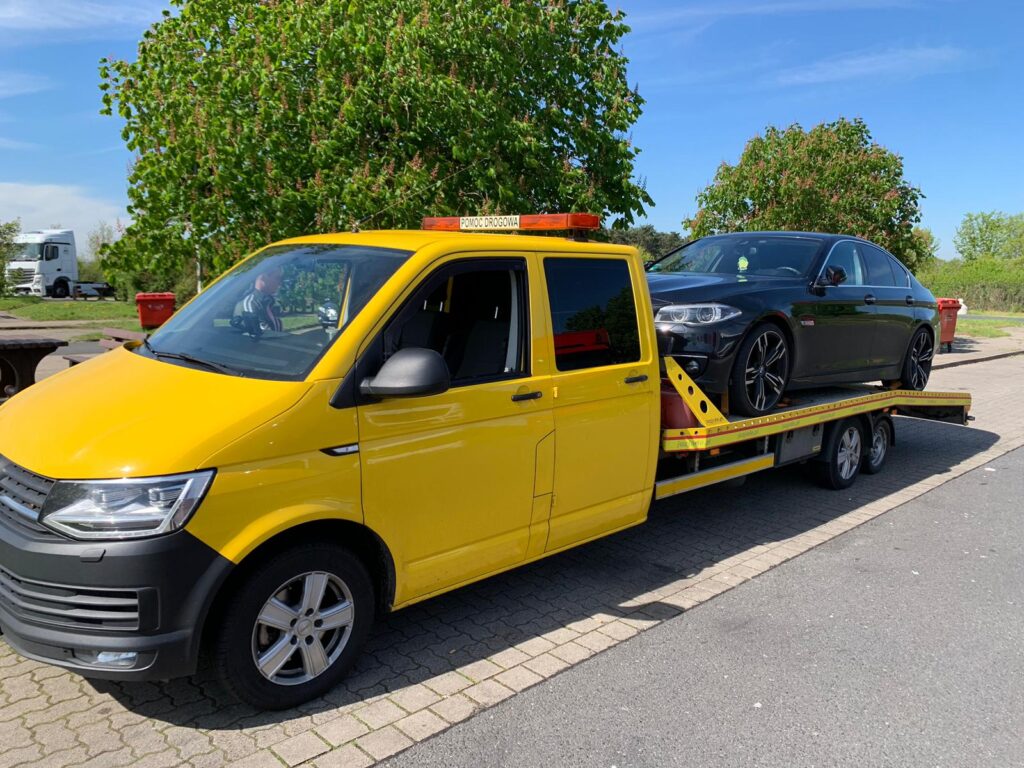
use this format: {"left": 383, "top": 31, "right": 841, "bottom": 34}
{"left": 387, "top": 447, "right": 1024, "bottom": 768}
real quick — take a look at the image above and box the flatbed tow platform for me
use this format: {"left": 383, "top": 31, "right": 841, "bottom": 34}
{"left": 655, "top": 357, "right": 972, "bottom": 499}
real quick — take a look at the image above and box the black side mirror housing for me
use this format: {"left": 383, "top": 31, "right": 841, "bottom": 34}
{"left": 359, "top": 347, "right": 450, "bottom": 398}
{"left": 816, "top": 265, "right": 848, "bottom": 288}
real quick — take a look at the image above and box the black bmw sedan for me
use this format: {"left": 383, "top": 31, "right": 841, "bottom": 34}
{"left": 647, "top": 232, "right": 938, "bottom": 416}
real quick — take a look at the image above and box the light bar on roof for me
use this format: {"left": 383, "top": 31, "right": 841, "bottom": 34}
{"left": 421, "top": 213, "right": 601, "bottom": 232}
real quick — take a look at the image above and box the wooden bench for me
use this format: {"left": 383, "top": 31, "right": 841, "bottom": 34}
{"left": 65, "top": 327, "right": 147, "bottom": 366}
{"left": 0, "top": 337, "right": 69, "bottom": 399}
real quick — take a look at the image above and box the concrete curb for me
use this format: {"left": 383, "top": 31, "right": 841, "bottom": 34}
{"left": 933, "top": 348, "right": 1024, "bottom": 370}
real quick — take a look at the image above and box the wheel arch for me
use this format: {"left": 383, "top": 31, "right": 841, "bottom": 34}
{"left": 198, "top": 519, "right": 396, "bottom": 655}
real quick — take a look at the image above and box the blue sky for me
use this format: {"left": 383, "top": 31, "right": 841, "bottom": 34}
{"left": 0, "top": 0, "right": 1021, "bottom": 258}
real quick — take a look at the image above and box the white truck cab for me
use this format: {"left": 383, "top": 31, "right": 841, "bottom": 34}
{"left": 5, "top": 230, "right": 79, "bottom": 298}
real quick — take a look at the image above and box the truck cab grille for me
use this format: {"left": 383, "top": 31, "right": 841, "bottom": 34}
{"left": 0, "top": 456, "right": 57, "bottom": 536}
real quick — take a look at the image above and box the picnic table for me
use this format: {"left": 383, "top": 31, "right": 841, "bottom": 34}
{"left": 0, "top": 337, "right": 68, "bottom": 399}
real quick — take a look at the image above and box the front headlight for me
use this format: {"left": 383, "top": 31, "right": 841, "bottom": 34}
{"left": 655, "top": 303, "right": 743, "bottom": 325}
{"left": 39, "top": 470, "right": 214, "bottom": 540}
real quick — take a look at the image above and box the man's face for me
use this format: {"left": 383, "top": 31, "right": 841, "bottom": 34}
{"left": 256, "top": 267, "right": 284, "bottom": 294}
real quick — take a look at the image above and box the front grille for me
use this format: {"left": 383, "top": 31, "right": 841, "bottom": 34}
{"left": 0, "top": 456, "right": 57, "bottom": 536}
{"left": 0, "top": 564, "right": 141, "bottom": 631}
{"left": 5, "top": 267, "right": 32, "bottom": 284}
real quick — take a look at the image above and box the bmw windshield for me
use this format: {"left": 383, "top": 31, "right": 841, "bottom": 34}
{"left": 649, "top": 234, "right": 824, "bottom": 278}
{"left": 138, "top": 244, "right": 412, "bottom": 380}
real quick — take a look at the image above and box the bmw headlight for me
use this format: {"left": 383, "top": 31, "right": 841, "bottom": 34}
{"left": 39, "top": 470, "right": 214, "bottom": 540}
{"left": 655, "top": 303, "right": 742, "bottom": 325}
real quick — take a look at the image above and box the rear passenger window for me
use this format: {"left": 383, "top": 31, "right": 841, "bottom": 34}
{"left": 543, "top": 258, "right": 641, "bottom": 371}
{"left": 863, "top": 245, "right": 898, "bottom": 286}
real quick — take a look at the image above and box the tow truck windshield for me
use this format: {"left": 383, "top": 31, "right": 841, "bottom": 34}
{"left": 138, "top": 243, "right": 412, "bottom": 381}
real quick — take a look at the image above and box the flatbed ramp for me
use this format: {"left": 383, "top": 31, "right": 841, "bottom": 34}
{"left": 655, "top": 357, "right": 972, "bottom": 500}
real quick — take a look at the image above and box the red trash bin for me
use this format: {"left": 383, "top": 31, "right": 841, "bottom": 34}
{"left": 136, "top": 292, "right": 177, "bottom": 330}
{"left": 936, "top": 297, "right": 961, "bottom": 353}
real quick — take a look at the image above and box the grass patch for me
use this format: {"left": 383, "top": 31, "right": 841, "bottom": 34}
{"left": 955, "top": 318, "right": 1015, "bottom": 338}
{"left": 0, "top": 297, "right": 139, "bottom": 324}
{"left": 68, "top": 332, "right": 106, "bottom": 343}
{"left": 969, "top": 309, "right": 1024, "bottom": 319}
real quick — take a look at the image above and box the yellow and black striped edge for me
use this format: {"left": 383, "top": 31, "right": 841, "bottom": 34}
{"left": 662, "top": 389, "right": 972, "bottom": 452}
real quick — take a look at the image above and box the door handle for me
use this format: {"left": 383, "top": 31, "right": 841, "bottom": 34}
{"left": 905, "top": 296, "right": 915, "bottom": 306}
{"left": 624, "top": 374, "right": 649, "bottom": 384}
{"left": 864, "top": 294, "right": 876, "bottom": 305}
{"left": 511, "top": 390, "right": 543, "bottom": 402}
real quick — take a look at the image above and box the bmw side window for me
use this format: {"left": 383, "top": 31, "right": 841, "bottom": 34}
{"left": 863, "top": 245, "right": 898, "bottom": 287}
{"left": 889, "top": 256, "right": 911, "bottom": 288}
{"left": 382, "top": 260, "right": 529, "bottom": 385}
{"left": 543, "top": 257, "right": 641, "bottom": 371}
{"left": 822, "top": 242, "right": 866, "bottom": 286}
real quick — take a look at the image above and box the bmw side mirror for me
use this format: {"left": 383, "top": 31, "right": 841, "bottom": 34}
{"left": 359, "top": 347, "right": 450, "bottom": 398}
{"left": 816, "top": 265, "right": 847, "bottom": 288}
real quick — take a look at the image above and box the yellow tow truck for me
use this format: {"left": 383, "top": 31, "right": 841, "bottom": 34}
{"left": 0, "top": 214, "right": 970, "bottom": 708}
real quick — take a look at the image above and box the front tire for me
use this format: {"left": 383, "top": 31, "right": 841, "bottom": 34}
{"left": 51, "top": 280, "right": 70, "bottom": 299}
{"left": 213, "top": 543, "right": 375, "bottom": 710}
{"left": 729, "top": 323, "right": 790, "bottom": 416}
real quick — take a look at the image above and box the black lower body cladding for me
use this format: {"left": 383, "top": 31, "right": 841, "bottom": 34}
{"left": 0, "top": 518, "right": 233, "bottom": 681}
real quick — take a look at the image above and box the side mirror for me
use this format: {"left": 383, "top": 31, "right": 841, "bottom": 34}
{"left": 360, "top": 347, "right": 450, "bottom": 398}
{"left": 817, "top": 265, "right": 847, "bottom": 287}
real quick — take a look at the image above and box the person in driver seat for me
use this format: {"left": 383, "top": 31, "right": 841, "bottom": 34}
{"left": 232, "top": 265, "right": 284, "bottom": 335}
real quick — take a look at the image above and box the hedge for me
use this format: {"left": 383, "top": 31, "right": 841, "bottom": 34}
{"left": 917, "top": 257, "right": 1024, "bottom": 312}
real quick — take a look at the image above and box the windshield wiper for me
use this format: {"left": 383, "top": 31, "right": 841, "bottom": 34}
{"left": 143, "top": 339, "right": 246, "bottom": 377}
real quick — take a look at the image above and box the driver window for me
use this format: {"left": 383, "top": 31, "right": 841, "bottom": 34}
{"left": 822, "top": 242, "right": 866, "bottom": 286}
{"left": 382, "top": 260, "right": 528, "bottom": 385}
{"left": 43, "top": 245, "right": 59, "bottom": 261}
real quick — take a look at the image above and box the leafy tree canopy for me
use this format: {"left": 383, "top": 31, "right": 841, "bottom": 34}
{"left": 684, "top": 118, "right": 931, "bottom": 272}
{"left": 603, "top": 224, "right": 685, "bottom": 263}
{"left": 101, "top": 0, "right": 651, "bottom": 289}
{"left": 0, "top": 219, "right": 20, "bottom": 296}
{"left": 953, "top": 211, "right": 1024, "bottom": 261}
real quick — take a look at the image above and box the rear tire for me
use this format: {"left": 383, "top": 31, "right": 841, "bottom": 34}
{"left": 729, "top": 323, "right": 790, "bottom": 416}
{"left": 213, "top": 543, "right": 375, "bottom": 710}
{"left": 888, "top": 327, "right": 933, "bottom": 391}
{"left": 862, "top": 418, "right": 892, "bottom": 475}
{"left": 814, "top": 418, "right": 864, "bottom": 490}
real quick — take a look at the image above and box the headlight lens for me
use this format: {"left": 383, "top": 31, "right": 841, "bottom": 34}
{"left": 39, "top": 470, "right": 214, "bottom": 540}
{"left": 655, "top": 303, "right": 743, "bottom": 325}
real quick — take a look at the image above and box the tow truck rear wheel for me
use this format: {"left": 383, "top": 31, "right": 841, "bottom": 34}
{"left": 862, "top": 417, "right": 893, "bottom": 475}
{"left": 814, "top": 418, "right": 865, "bottom": 490}
{"left": 212, "top": 543, "right": 374, "bottom": 710}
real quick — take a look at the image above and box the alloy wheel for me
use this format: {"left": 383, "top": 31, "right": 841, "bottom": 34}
{"left": 745, "top": 330, "right": 788, "bottom": 412}
{"left": 870, "top": 425, "right": 887, "bottom": 467}
{"left": 909, "top": 332, "right": 934, "bottom": 390}
{"left": 251, "top": 571, "right": 354, "bottom": 686}
{"left": 837, "top": 426, "right": 862, "bottom": 481}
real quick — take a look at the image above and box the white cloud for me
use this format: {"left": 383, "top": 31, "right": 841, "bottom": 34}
{"left": 0, "top": 183, "right": 125, "bottom": 242}
{"left": 773, "top": 45, "right": 966, "bottom": 86}
{"left": 0, "top": 136, "right": 38, "bottom": 149}
{"left": 0, "top": 1, "right": 166, "bottom": 31}
{"left": 0, "top": 71, "right": 51, "bottom": 99}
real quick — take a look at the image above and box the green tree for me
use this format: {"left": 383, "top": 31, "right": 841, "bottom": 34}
{"left": 101, "top": 0, "right": 651, "bottom": 289}
{"left": 0, "top": 219, "right": 20, "bottom": 296}
{"left": 684, "top": 118, "right": 929, "bottom": 271}
{"left": 604, "top": 224, "right": 685, "bottom": 263}
{"left": 910, "top": 226, "right": 939, "bottom": 267}
{"left": 953, "top": 211, "right": 1024, "bottom": 261}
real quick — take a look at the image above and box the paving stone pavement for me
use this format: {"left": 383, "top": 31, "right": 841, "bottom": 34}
{"left": 1, "top": 356, "right": 1021, "bottom": 768}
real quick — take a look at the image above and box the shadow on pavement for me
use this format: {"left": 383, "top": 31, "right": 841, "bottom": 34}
{"left": 87, "top": 416, "right": 999, "bottom": 731}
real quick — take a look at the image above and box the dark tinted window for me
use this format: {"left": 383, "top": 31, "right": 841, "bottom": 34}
{"left": 863, "top": 245, "right": 898, "bottom": 286}
{"left": 544, "top": 258, "right": 641, "bottom": 371}
{"left": 821, "top": 242, "right": 866, "bottom": 286}
{"left": 383, "top": 260, "right": 528, "bottom": 384}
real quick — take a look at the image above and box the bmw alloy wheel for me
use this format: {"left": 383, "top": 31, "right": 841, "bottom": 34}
{"left": 251, "top": 571, "right": 354, "bottom": 686}
{"left": 910, "top": 331, "right": 934, "bottom": 390}
{"left": 745, "top": 329, "right": 788, "bottom": 412}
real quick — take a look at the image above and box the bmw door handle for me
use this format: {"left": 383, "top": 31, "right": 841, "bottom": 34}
{"left": 905, "top": 295, "right": 915, "bottom": 306}
{"left": 624, "top": 374, "right": 649, "bottom": 384}
{"left": 511, "top": 390, "right": 543, "bottom": 402}
{"left": 864, "top": 294, "right": 877, "bottom": 305}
